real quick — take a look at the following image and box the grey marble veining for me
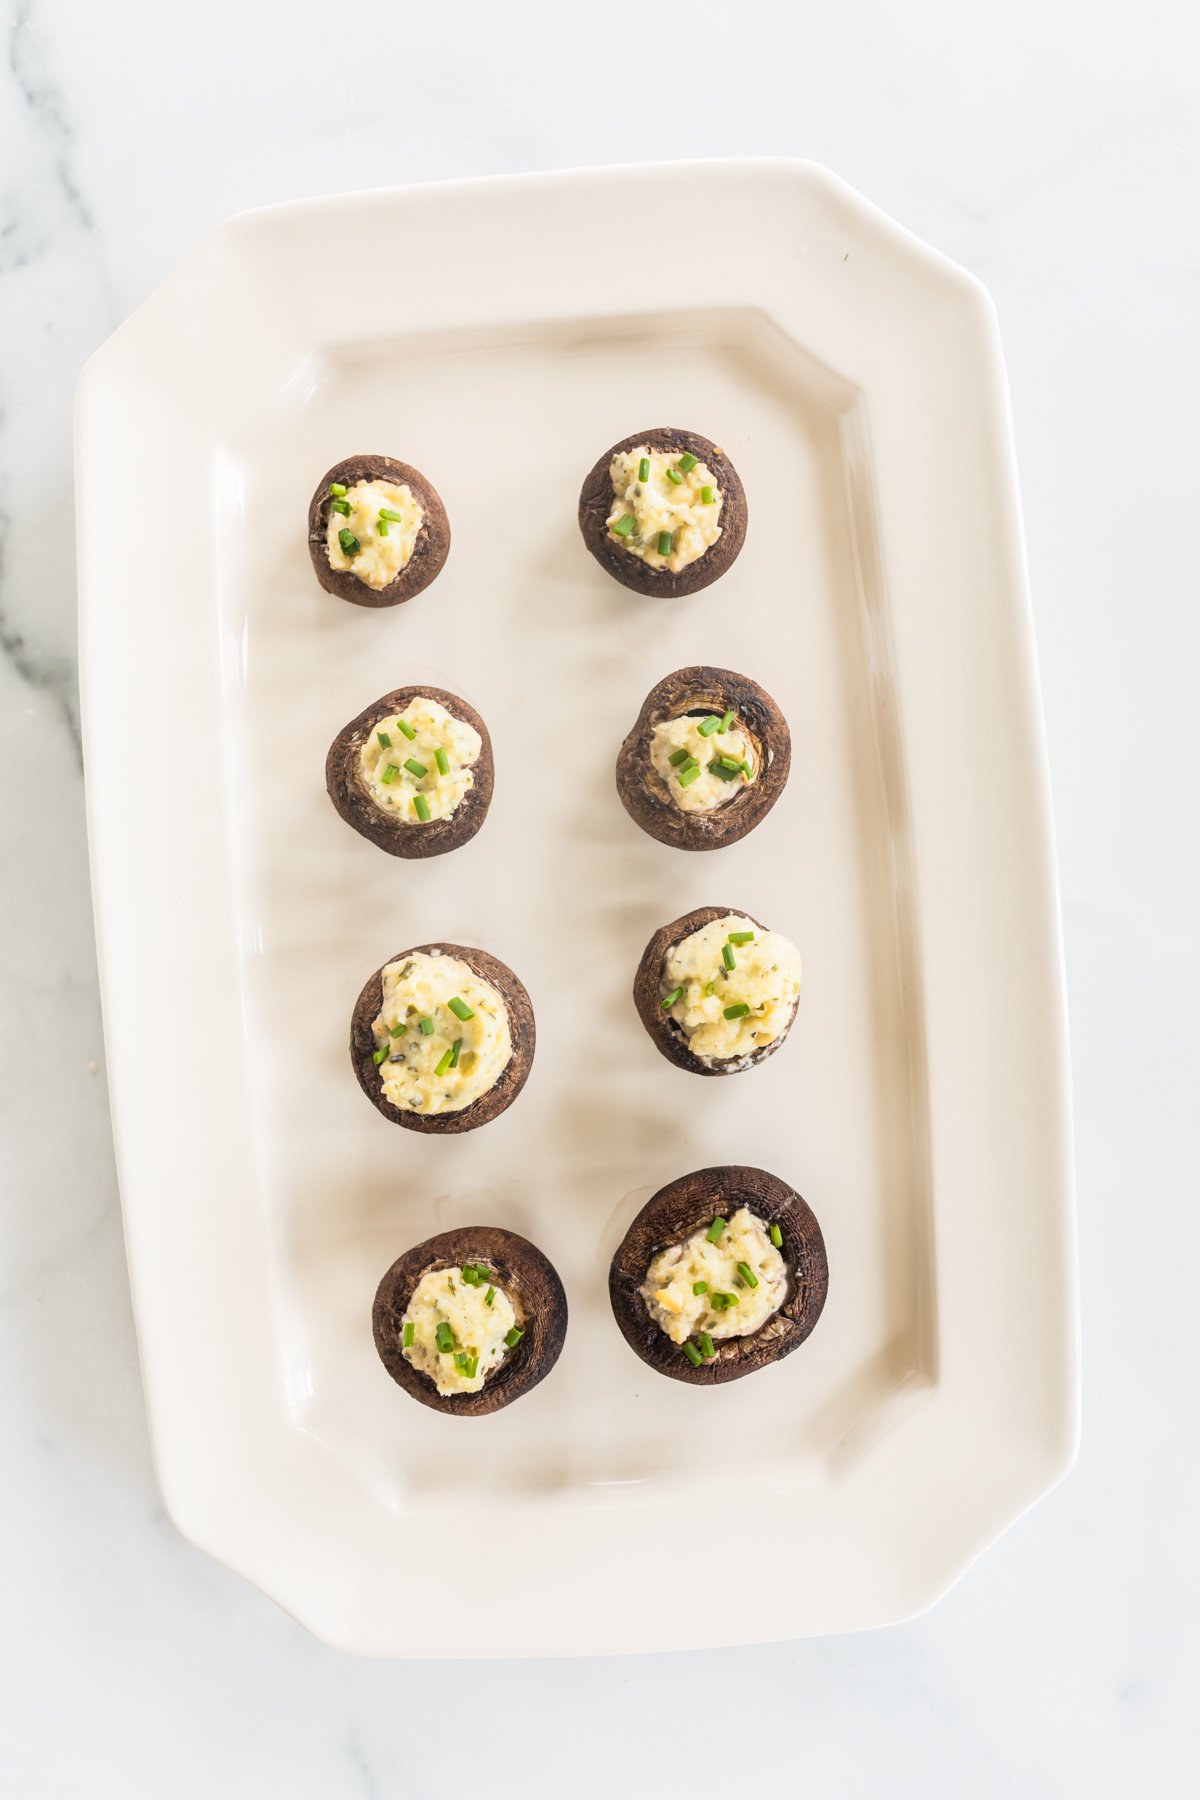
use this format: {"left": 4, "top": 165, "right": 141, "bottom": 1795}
{"left": 2, "top": 1, "right": 1198, "bottom": 1796}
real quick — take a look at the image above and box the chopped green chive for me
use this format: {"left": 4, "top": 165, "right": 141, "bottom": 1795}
{"left": 722, "top": 943, "right": 736, "bottom": 972}
{"left": 464, "top": 1355, "right": 478, "bottom": 1378}
{"left": 331, "top": 496, "right": 351, "bottom": 516}
{"left": 720, "top": 709, "right": 735, "bottom": 732}
{"left": 396, "top": 718, "right": 417, "bottom": 740}
{"left": 697, "top": 1333, "right": 716, "bottom": 1359}
{"left": 704, "top": 980, "right": 718, "bottom": 996}
{"left": 728, "top": 931, "right": 755, "bottom": 945}
{"left": 435, "top": 747, "right": 450, "bottom": 775}
{"left": 709, "top": 761, "right": 741, "bottom": 782}
{"left": 337, "top": 528, "right": 360, "bottom": 556}
{"left": 724, "top": 1002, "right": 751, "bottom": 1020}
{"left": 402, "top": 1321, "right": 415, "bottom": 1347}
{"left": 403, "top": 757, "right": 428, "bottom": 779}
{"left": 666, "top": 467, "right": 684, "bottom": 486}
{"left": 677, "top": 452, "right": 698, "bottom": 473}
{"left": 657, "top": 531, "right": 673, "bottom": 556}
{"left": 413, "top": 794, "right": 431, "bottom": 821}
{"left": 716, "top": 754, "right": 744, "bottom": 773}
{"left": 678, "top": 764, "right": 701, "bottom": 787}
{"left": 661, "top": 987, "right": 684, "bottom": 1009}
{"left": 378, "top": 507, "right": 406, "bottom": 523}
{"left": 436, "top": 1322, "right": 455, "bottom": 1354}
{"left": 693, "top": 1280, "right": 709, "bottom": 1295}
{"left": 372, "top": 1046, "right": 388, "bottom": 1065}
{"left": 682, "top": 1341, "right": 703, "bottom": 1366}
{"left": 377, "top": 730, "right": 391, "bottom": 749}
{"left": 380, "top": 762, "right": 399, "bottom": 785}
{"left": 435, "top": 1044, "right": 455, "bottom": 1077}
{"left": 450, "top": 1036, "right": 462, "bottom": 1069}
{"left": 454, "top": 1350, "right": 471, "bottom": 1374}
{"left": 389, "top": 1021, "right": 406, "bottom": 1038}
{"left": 377, "top": 518, "right": 389, "bottom": 536}
{"left": 329, "top": 482, "right": 348, "bottom": 497}
{"left": 503, "top": 1327, "right": 523, "bottom": 1348}
{"left": 638, "top": 456, "right": 650, "bottom": 481}
{"left": 711, "top": 1291, "right": 738, "bottom": 1311}
{"left": 449, "top": 996, "right": 474, "bottom": 1022}
{"left": 419, "top": 1015, "right": 435, "bottom": 1036}
{"left": 737, "top": 1261, "right": 759, "bottom": 1289}
{"left": 612, "top": 513, "right": 636, "bottom": 538}
{"left": 769, "top": 1223, "right": 783, "bottom": 1249}
{"left": 706, "top": 1217, "right": 727, "bottom": 1243}
{"left": 485, "top": 1286, "right": 495, "bottom": 1307}
{"left": 697, "top": 715, "right": 722, "bottom": 737}
{"left": 460, "top": 1265, "right": 480, "bottom": 1285}
{"left": 741, "top": 759, "right": 754, "bottom": 777}
{"left": 700, "top": 484, "right": 716, "bottom": 504}
{"left": 668, "top": 746, "right": 692, "bottom": 767}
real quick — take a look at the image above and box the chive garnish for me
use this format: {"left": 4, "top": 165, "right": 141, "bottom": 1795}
{"left": 711, "top": 1291, "right": 737, "bottom": 1310}
{"left": 450, "top": 1036, "right": 462, "bottom": 1068}
{"left": 666, "top": 467, "right": 684, "bottom": 486}
{"left": 329, "top": 482, "right": 347, "bottom": 497}
{"left": 683, "top": 1341, "right": 703, "bottom": 1366}
{"left": 419, "top": 1015, "right": 435, "bottom": 1035}
{"left": 454, "top": 1350, "right": 470, "bottom": 1374}
{"left": 661, "top": 987, "right": 684, "bottom": 1009}
{"left": 716, "top": 754, "right": 743, "bottom": 773}
{"left": 701, "top": 485, "right": 716, "bottom": 505}
{"left": 697, "top": 715, "right": 722, "bottom": 737}
{"left": 697, "top": 1333, "right": 716, "bottom": 1359}
{"left": 404, "top": 757, "right": 428, "bottom": 779}
{"left": 769, "top": 1223, "right": 783, "bottom": 1249}
{"left": 485, "top": 1286, "right": 495, "bottom": 1306}
{"left": 638, "top": 456, "right": 650, "bottom": 481}
{"left": 435, "top": 747, "right": 450, "bottom": 775}
{"left": 741, "top": 759, "right": 754, "bottom": 777}
{"left": 709, "top": 761, "right": 741, "bottom": 781}
{"left": 504, "top": 1327, "right": 523, "bottom": 1348}
{"left": 447, "top": 996, "right": 474, "bottom": 1022}
{"left": 612, "top": 513, "right": 636, "bottom": 538}
{"left": 678, "top": 764, "right": 701, "bottom": 787}
{"left": 389, "top": 1021, "right": 406, "bottom": 1038}
{"left": 737, "top": 1261, "right": 759, "bottom": 1289}
{"left": 337, "top": 528, "right": 360, "bottom": 556}
{"left": 396, "top": 718, "right": 417, "bottom": 740}
{"left": 380, "top": 762, "right": 399, "bottom": 785}
{"left": 464, "top": 1355, "right": 478, "bottom": 1379}
{"left": 720, "top": 709, "right": 735, "bottom": 732}
{"left": 402, "top": 1321, "right": 415, "bottom": 1347}
{"left": 668, "top": 746, "right": 691, "bottom": 767}
{"left": 378, "top": 507, "right": 406, "bottom": 523}
{"left": 704, "top": 980, "right": 717, "bottom": 996}
{"left": 728, "top": 931, "right": 755, "bottom": 945}
{"left": 724, "top": 1002, "right": 750, "bottom": 1019}
{"left": 331, "top": 497, "right": 351, "bottom": 516}
{"left": 657, "top": 530, "right": 673, "bottom": 556}
{"left": 693, "top": 1280, "right": 709, "bottom": 1295}
{"left": 435, "top": 1045, "right": 454, "bottom": 1077}
{"left": 722, "top": 943, "right": 736, "bottom": 971}
{"left": 414, "top": 794, "right": 431, "bottom": 821}
{"left": 706, "top": 1217, "right": 727, "bottom": 1243}
{"left": 677, "top": 452, "right": 698, "bottom": 473}
{"left": 377, "top": 518, "right": 389, "bottom": 536}
{"left": 436, "top": 1322, "right": 455, "bottom": 1354}
{"left": 377, "top": 730, "right": 391, "bottom": 749}
{"left": 372, "top": 1046, "right": 388, "bottom": 1065}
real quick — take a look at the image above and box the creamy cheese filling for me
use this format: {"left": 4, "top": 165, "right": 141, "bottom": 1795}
{"left": 400, "top": 1264, "right": 519, "bottom": 1395}
{"left": 326, "top": 478, "right": 424, "bottom": 590}
{"left": 642, "top": 1207, "right": 787, "bottom": 1345}
{"left": 358, "top": 695, "right": 481, "bottom": 823}
{"left": 662, "top": 913, "right": 802, "bottom": 1063}
{"left": 606, "top": 447, "right": 723, "bottom": 572}
{"left": 371, "top": 950, "right": 512, "bottom": 1115}
{"left": 649, "top": 711, "right": 756, "bottom": 813}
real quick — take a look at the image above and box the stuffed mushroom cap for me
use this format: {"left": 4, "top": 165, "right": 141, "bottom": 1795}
{"left": 308, "top": 453, "right": 451, "bottom": 607}
{"left": 374, "top": 1225, "right": 568, "bottom": 1415}
{"left": 634, "top": 906, "right": 802, "bottom": 1076}
{"left": 578, "top": 429, "right": 747, "bottom": 596}
{"left": 326, "top": 684, "right": 494, "bottom": 858}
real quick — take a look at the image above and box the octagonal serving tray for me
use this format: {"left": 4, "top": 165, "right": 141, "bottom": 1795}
{"left": 76, "top": 161, "right": 1078, "bottom": 1656}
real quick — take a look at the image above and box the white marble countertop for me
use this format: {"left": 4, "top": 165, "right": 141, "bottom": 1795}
{"left": 3, "top": 2, "right": 1197, "bottom": 1793}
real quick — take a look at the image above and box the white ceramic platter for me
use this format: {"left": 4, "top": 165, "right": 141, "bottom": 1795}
{"left": 76, "top": 161, "right": 1077, "bottom": 1656}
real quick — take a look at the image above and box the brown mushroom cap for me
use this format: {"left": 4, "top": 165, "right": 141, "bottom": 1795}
{"left": 577, "top": 428, "right": 747, "bottom": 596}
{"left": 325, "top": 685, "right": 494, "bottom": 859}
{"left": 616, "top": 666, "right": 790, "bottom": 851}
{"left": 634, "top": 905, "right": 799, "bottom": 1076}
{"left": 373, "top": 1226, "right": 568, "bottom": 1416}
{"left": 609, "top": 1166, "right": 828, "bottom": 1385}
{"left": 308, "top": 453, "right": 451, "bottom": 608}
{"left": 350, "top": 944, "right": 535, "bottom": 1133}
